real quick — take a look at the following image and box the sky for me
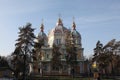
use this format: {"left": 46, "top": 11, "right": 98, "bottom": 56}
{"left": 0, "top": 0, "right": 120, "bottom": 57}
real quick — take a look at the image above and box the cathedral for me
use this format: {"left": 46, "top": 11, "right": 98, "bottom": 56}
{"left": 32, "top": 17, "right": 88, "bottom": 75}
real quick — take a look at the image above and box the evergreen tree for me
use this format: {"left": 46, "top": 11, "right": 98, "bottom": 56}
{"left": 15, "top": 23, "right": 35, "bottom": 80}
{"left": 10, "top": 47, "right": 24, "bottom": 79}
{"left": 51, "top": 44, "right": 62, "bottom": 71}
{"left": 65, "top": 31, "right": 77, "bottom": 73}
{"left": 33, "top": 38, "right": 44, "bottom": 75}
{"left": 0, "top": 56, "right": 9, "bottom": 68}
{"left": 93, "top": 41, "right": 110, "bottom": 75}
{"left": 92, "top": 39, "right": 120, "bottom": 76}
{"left": 33, "top": 38, "right": 44, "bottom": 61}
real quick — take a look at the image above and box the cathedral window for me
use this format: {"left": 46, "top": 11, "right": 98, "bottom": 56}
{"left": 56, "top": 39, "right": 61, "bottom": 45}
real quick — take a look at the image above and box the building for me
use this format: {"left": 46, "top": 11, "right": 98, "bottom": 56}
{"left": 32, "top": 17, "right": 87, "bottom": 76}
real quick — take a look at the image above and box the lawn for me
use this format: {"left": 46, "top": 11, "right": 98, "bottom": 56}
{"left": 28, "top": 76, "right": 114, "bottom": 80}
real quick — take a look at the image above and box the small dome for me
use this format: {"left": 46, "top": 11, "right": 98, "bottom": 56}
{"left": 71, "top": 29, "right": 81, "bottom": 38}
{"left": 48, "top": 18, "right": 68, "bottom": 36}
{"left": 71, "top": 21, "right": 81, "bottom": 38}
{"left": 71, "top": 30, "right": 81, "bottom": 45}
{"left": 38, "top": 32, "right": 47, "bottom": 40}
{"left": 48, "top": 18, "right": 69, "bottom": 47}
{"left": 38, "top": 23, "right": 47, "bottom": 40}
{"left": 71, "top": 21, "right": 81, "bottom": 45}
{"left": 37, "top": 23, "right": 48, "bottom": 46}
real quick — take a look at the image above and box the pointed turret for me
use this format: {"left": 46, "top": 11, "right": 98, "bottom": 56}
{"left": 56, "top": 17, "right": 63, "bottom": 26}
{"left": 72, "top": 21, "right": 76, "bottom": 30}
{"left": 72, "top": 17, "right": 76, "bottom": 30}
{"left": 40, "top": 23, "right": 44, "bottom": 32}
{"left": 71, "top": 17, "right": 81, "bottom": 45}
{"left": 40, "top": 19, "right": 44, "bottom": 32}
{"left": 38, "top": 20, "right": 48, "bottom": 46}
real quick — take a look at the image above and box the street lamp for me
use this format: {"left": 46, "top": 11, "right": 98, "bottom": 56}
{"left": 92, "top": 61, "right": 97, "bottom": 69}
{"left": 92, "top": 61, "right": 99, "bottom": 80}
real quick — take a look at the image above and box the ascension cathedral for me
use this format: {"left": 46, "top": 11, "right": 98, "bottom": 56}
{"left": 32, "top": 17, "right": 88, "bottom": 75}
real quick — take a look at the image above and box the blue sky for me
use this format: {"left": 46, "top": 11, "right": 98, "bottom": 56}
{"left": 0, "top": 0, "right": 120, "bottom": 57}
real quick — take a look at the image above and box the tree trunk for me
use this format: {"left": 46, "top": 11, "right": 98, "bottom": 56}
{"left": 23, "top": 55, "right": 26, "bottom": 80}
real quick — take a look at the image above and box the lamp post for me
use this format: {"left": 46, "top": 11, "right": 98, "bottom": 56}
{"left": 92, "top": 61, "right": 97, "bottom": 69}
{"left": 92, "top": 61, "right": 99, "bottom": 80}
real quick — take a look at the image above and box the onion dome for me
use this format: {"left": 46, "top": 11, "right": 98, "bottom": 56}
{"left": 48, "top": 18, "right": 69, "bottom": 47}
{"left": 38, "top": 23, "right": 48, "bottom": 46}
{"left": 48, "top": 17, "right": 68, "bottom": 36}
{"left": 71, "top": 21, "right": 81, "bottom": 45}
{"left": 71, "top": 30, "right": 81, "bottom": 38}
{"left": 71, "top": 21, "right": 81, "bottom": 38}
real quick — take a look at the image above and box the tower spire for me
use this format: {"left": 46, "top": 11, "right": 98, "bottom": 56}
{"left": 72, "top": 17, "right": 76, "bottom": 30}
{"left": 40, "top": 19, "right": 44, "bottom": 32}
{"left": 56, "top": 14, "right": 63, "bottom": 26}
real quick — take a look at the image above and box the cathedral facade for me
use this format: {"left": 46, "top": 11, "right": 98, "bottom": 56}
{"left": 33, "top": 17, "right": 87, "bottom": 75}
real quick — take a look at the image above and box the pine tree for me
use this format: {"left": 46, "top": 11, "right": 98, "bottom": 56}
{"left": 15, "top": 23, "right": 35, "bottom": 80}
{"left": 92, "top": 40, "right": 120, "bottom": 75}
{"left": 33, "top": 38, "right": 44, "bottom": 74}
{"left": 33, "top": 38, "right": 44, "bottom": 61}
{"left": 65, "top": 30, "right": 77, "bottom": 75}
{"left": 51, "top": 44, "right": 62, "bottom": 71}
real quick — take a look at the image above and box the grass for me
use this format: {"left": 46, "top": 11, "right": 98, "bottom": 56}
{"left": 28, "top": 76, "right": 114, "bottom": 80}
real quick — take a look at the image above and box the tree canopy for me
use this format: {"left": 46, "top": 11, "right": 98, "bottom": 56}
{"left": 92, "top": 39, "right": 120, "bottom": 75}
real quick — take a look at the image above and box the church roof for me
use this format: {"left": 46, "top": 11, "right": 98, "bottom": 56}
{"left": 48, "top": 18, "right": 69, "bottom": 36}
{"left": 71, "top": 29, "right": 81, "bottom": 38}
{"left": 38, "top": 23, "right": 47, "bottom": 40}
{"left": 71, "top": 21, "right": 81, "bottom": 38}
{"left": 56, "top": 17, "right": 63, "bottom": 26}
